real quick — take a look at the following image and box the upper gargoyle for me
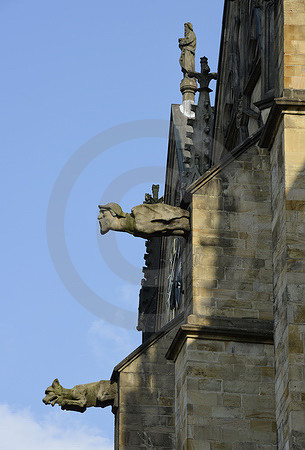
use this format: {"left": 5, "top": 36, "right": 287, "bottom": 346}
{"left": 98, "top": 202, "right": 190, "bottom": 239}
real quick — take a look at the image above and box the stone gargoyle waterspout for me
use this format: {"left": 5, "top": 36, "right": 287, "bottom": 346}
{"left": 98, "top": 202, "right": 190, "bottom": 239}
{"left": 43, "top": 378, "right": 117, "bottom": 413}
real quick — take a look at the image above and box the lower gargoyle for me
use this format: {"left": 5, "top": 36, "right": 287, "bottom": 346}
{"left": 42, "top": 378, "right": 117, "bottom": 413}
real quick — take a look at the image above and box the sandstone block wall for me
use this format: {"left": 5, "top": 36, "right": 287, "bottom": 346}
{"left": 271, "top": 112, "right": 305, "bottom": 449}
{"left": 191, "top": 145, "right": 273, "bottom": 322}
{"left": 174, "top": 336, "right": 276, "bottom": 449}
{"left": 269, "top": 1, "right": 305, "bottom": 447}
{"left": 114, "top": 323, "right": 181, "bottom": 449}
{"left": 167, "top": 143, "right": 277, "bottom": 448}
{"left": 284, "top": 0, "right": 305, "bottom": 91}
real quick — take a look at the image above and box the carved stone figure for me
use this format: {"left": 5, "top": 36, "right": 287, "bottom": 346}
{"left": 43, "top": 378, "right": 117, "bottom": 413}
{"left": 178, "top": 22, "right": 196, "bottom": 74}
{"left": 188, "top": 56, "right": 217, "bottom": 91}
{"left": 144, "top": 184, "right": 164, "bottom": 204}
{"left": 98, "top": 202, "right": 190, "bottom": 239}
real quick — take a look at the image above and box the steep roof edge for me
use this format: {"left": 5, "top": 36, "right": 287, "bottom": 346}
{"left": 183, "top": 128, "right": 262, "bottom": 200}
{"left": 111, "top": 313, "right": 184, "bottom": 381}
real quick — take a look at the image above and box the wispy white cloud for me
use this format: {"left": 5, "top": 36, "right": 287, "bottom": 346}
{"left": 0, "top": 404, "right": 113, "bottom": 450}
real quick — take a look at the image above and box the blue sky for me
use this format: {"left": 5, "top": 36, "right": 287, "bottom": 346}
{"left": 0, "top": 0, "right": 223, "bottom": 447}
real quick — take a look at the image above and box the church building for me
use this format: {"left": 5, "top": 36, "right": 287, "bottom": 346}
{"left": 113, "top": 1, "right": 305, "bottom": 448}
{"left": 43, "top": 0, "right": 305, "bottom": 448}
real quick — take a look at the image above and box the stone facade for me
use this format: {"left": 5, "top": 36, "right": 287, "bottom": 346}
{"left": 190, "top": 144, "right": 273, "bottom": 323}
{"left": 108, "top": 1, "right": 305, "bottom": 448}
{"left": 270, "top": 94, "right": 305, "bottom": 450}
{"left": 112, "top": 316, "right": 182, "bottom": 449}
{"left": 170, "top": 329, "right": 275, "bottom": 449}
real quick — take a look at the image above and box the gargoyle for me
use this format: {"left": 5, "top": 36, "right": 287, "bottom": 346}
{"left": 98, "top": 202, "right": 190, "bottom": 239}
{"left": 42, "top": 378, "right": 117, "bottom": 413}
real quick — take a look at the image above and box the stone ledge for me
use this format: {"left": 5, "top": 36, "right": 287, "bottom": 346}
{"left": 282, "top": 89, "right": 305, "bottom": 102}
{"left": 166, "top": 316, "right": 274, "bottom": 362}
{"left": 260, "top": 96, "right": 305, "bottom": 148}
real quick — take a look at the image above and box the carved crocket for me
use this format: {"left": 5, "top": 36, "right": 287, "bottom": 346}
{"left": 98, "top": 202, "right": 190, "bottom": 239}
{"left": 43, "top": 378, "right": 117, "bottom": 413}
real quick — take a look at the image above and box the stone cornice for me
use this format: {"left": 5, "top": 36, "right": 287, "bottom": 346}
{"left": 166, "top": 317, "right": 274, "bottom": 362}
{"left": 260, "top": 95, "right": 305, "bottom": 148}
{"left": 111, "top": 313, "right": 184, "bottom": 382}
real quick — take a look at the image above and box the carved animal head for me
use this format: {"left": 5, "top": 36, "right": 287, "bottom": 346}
{"left": 43, "top": 378, "right": 63, "bottom": 405}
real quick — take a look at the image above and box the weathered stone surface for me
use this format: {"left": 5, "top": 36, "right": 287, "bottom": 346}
{"left": 270, "top": 104, "right": 305, "bottom": 449}
{"left": 43, "top": 378, "right": 117, "bottom": 412}
{"left": 174, "top": 336, "right": 276, "bottom": 449}
{"left": 178, "top": 22, "right": 196, "bottom": 75}
{"left": 188, "top": 144, "right": 274, "bottom": 322}
{"left": 112, "top": 318, "right": 182, "bottom": 450}
{"left": 98, "top": 202, "right": 190, "bottom": 239}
